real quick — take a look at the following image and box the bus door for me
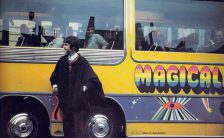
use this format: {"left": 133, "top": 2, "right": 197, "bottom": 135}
{"left": 128, "top": 0, "right": 224, "bottom": 137}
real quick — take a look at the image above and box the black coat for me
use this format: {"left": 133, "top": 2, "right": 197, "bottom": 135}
{"left": 50, "top": 54, "right": 106, "bottom": 112}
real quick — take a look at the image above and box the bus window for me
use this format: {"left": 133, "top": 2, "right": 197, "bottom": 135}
{"left": 135, "top": 0, "right": 224, "bottom": 54}
{"left": 0, "top": 0, "right": 124, "bottom": 50}
{"left": 9, "top": 20, "right": 37, "bottom": 46}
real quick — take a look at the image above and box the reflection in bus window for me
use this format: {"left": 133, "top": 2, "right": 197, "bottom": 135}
{"left": 9, "top": 20, "right": 37, "bottom": 46}
{"left": 135, "top": 0, "right": 224, "bottom": 54}
{"left": 46, "top": 25, "right": 64, "bottom": 48}
{"left": 198, "top": 29, "right": 224, "bottom": 54}
{"left": 85, "top": 17, "right": 109, "bottom": 49}
{"left": 213, "top": 30, "right": 224, "bottom": 45}
{"left": 66, "top": 26, "right": 74, "bottom": 37}
{"left": 0, "top": 0, "right": 123, "bottom": 50}
{"left": 16, "top": 23, "right": 41, "bottom": 47}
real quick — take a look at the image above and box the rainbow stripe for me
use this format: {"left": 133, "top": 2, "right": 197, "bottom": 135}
{"left": 134, "top": 64, "right": 224, "bottom": 95}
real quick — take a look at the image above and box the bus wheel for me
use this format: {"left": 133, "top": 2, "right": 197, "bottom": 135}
{"left": 2, "top": 106, "right": 49, "bottom": 138}
{"left": 86, "top": 106, "right": 124, "bottom": 138}
{"left": 6, "top": 112, "right": 38, "bottom": 138}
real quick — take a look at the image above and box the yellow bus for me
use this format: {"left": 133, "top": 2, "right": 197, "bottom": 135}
{"left": 0, "top": 0, "right": 224, "bottom": 137}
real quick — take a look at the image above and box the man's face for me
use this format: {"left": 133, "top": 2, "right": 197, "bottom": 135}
{"left": 87, "top": 27, "right": 94, "bottom": 37}
{"left": 214, "top": 31, "right": 224, "bottom": 43}
{"left": 63, "top": 43, "right": 73, "bottom": 53}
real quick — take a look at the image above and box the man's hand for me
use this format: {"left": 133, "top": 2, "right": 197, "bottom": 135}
{"left": 83, "top": 85, "right": 88, "bottom": 93}
{"left": 52, "top": 85, "right": 59, "bottom": 95}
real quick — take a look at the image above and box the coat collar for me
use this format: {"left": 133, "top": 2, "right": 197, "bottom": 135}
{"left": 65, "top": 53, "right": 83, "bottom": 65}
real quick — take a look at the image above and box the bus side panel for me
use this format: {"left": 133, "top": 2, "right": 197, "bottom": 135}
{"left": 110, "top": 96, "right": 224, "bottom": 137}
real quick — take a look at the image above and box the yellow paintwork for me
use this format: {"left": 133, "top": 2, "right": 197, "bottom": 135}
{"left": 0, "top": 0, "right": 224, "bottom": 137}
{"left": 127, "top": 123, "right": 224, "bottom": 137}
{"left": 0, "top": 61, "right": 134, "bottom": 94}
{"left": 132, "top": 51, "right": 224, "bottom": 64}
{"left": 50, "top": 122, "right": 64, "bottom": 137}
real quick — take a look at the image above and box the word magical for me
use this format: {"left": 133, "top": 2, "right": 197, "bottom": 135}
{"left": 135, "top": 64, "right": 224, "bottom": 95}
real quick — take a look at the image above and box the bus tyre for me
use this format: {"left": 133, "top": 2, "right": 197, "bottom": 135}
{"left": 2, "top": 108, "right": 48, "bottom": 138}
{"left": 86, "top": 106, "right": 124, "bottom": 138}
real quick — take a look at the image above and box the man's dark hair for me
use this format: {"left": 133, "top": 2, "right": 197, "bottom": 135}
{"left": 64, "top": 36, "right": 80, "bottom": 52}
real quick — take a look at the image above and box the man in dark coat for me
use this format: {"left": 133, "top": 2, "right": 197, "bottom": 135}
{"left": 50, "top": 36, "right": 106, "bottom": 138}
